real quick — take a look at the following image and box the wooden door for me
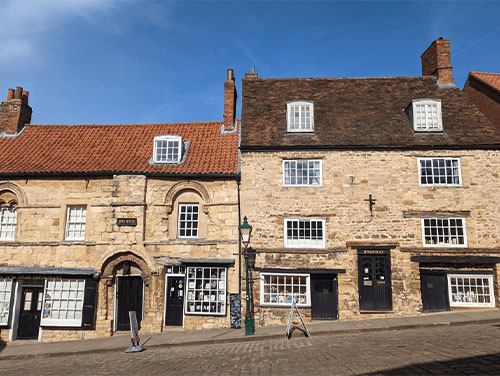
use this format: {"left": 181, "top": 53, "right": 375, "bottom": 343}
{"left": 358, "top": 252, "right": 392, "bottom": 311}
{"left": 116, "top": 276, "right": 143, "bottom": 331}
{"left": 420, "top": 271, "right": 449, "bottom": 312}
{"left": 165, "top": 276, "right": 185, "bottom": 326}
{"left": 311, "top": 275, "right": 338, "bottom": 320}
{"left": 17, "top": 286, "right": 44, "bottom": 339}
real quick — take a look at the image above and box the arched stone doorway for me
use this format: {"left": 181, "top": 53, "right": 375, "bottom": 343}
{"left": 99, "top": 252, "right": 152, "bottom": 332}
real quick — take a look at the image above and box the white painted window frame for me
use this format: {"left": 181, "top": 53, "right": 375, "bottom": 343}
{"left": 411, "top": 99, "right": 442, "bottom": 132}
{"left": 185, "top": 266, "right": 227, "bottom": 316}
{"left": 0, "top": 206, "right": 16, "bottom": 241}
{"left": 153, "top": 135, "right": 183, "bottom": 163}
{"left": 447, "top": 274, "right": 495, "bottom": 308}
{"left": 177, "top": 203, "right": 199, "bottom": 239}
{"left": 282, "top": 159, "right": 322, "bottom": 187}
{"left": 287, "top": 101, "right": 314, "bottom": 132}
{"left": 0, "top": 279, "right": 13, "bottom": 326}
{"left": 40, "top": 279, "right": 86, "bottom": 327}
{"left": 64, "top": 205, "right": 87, "bottom": 241}
{"left": 421, "top": 217, "right": 468, "bottom": 248}
{"left": 284, "top": 218, "right": 326, "bottom": 249}
{"left": 260, "top": 273, "right": 311, "bottom": 307}
{"left": 418, "top": 157, "right": 462, "bottom": 186}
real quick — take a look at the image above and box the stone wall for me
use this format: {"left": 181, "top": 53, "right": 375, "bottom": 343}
{"left": 241, "top": 149, "right": 500, "bottom": 325}
{"left": 0, "top": 175, "right": 239, "bottom": 341}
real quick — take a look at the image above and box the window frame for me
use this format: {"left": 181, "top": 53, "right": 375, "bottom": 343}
{"left": 421, "top": 217, "right": 468, "bottom": 248}
{"left": 282, "top": 159, "right": 323, "bottom": 187}
{"left": 260, "top": 273, "right": 311, "bottom": 308}
{"left": 284, "top": 218, "right": 326, "bottom": 249}
{"left": 153, "top": 135, "right": 183, "bottom": 164}
{"left": 40, "top": 279, "right": 86, "bottom": 327}
{"left": 447, "top": 274, "right": 495, "bottom": 308}
{"left": 64, "top": 205, "right": 87, "bottom": 241}
{"left": 0, "top": 279, "right": 13, "bottom": 326}
{"left": 411, "top": 99, "right": 443, "bottom": 132}
{"left": 177, "top": 203, "right": 200, "bottom": 239}
{"left": 185, "top": 266, "right": 227, "bottom": 316}
{"left": 286, "top": 101, "right": 314, "bottom": 132}
{"left": 0, "top": 206, "right": 17, "bottom": 241}
{"left": 417, "top": 157, "right": 462, "bottom": 187}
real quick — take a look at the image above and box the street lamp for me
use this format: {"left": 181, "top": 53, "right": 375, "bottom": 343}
{"left": 239, "top": 216, "right": 255, "bottom": 335}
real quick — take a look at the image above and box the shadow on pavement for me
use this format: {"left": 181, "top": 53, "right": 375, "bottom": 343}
{"left": 0, "top": 338, "right": 6, "bottom": 353}
{"left": 362, "top": 352, "right": 500, "bottom": 375}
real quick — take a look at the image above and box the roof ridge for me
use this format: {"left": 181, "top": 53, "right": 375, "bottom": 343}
{"left": 27, "top": 121, "right": 227, "bottom": 128}
{"left": 244, "top": 76, "right": 436, "bottom": 81}
{"left": 470, "top": 71, "right": 500, "bottom": 76}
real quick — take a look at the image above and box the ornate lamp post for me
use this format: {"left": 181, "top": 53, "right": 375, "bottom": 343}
{"left": 239, "top": 216, "right": 255, "bottom": 335}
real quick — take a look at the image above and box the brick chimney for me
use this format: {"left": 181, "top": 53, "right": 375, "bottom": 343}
{"left": 421, "top": 37, "right": 454, "bottom": 85}
{"left": 0, "top": 86, "right": 32, "bottom": 135}
{"left": 223, "top": 69, "right": 237, "bottom": 131}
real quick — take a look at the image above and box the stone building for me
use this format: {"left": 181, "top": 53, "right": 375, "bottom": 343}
{"left": 240, "top": 38, "right": 500, "bottom": 326}
{"left": 463, "top": 71, "right": 500, "bottom": 128}
{"left": 0, "top": 71, "right": 240, "bottom": 342}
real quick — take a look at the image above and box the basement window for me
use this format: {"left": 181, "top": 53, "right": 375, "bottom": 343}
{"left": 153, "top": 135, "right": 183, "bottom": 163}
{"left": 409, "top": 99, "right": 442, "bottom": 132}
{"left": 287, "top": 101, "right": 314, "bottom": 132}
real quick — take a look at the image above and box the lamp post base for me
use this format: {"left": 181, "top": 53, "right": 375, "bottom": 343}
{"left": 245, "top": 314, "right": 254, "bottom": 336}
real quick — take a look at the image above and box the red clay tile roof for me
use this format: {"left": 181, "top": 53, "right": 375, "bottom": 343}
{"left": 241, "top": 76, "right": 500, "bottom": 150}
{"left": 0, "top": 122, "right": 239, "bottom": 176}
{"left": 470, "top": 72, "right": 500, "bottom": 93}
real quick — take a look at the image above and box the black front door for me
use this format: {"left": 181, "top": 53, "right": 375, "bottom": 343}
{"left": 358, "top": 251, "right": 392, "bottom": 311}
{"left": 420, "top": 271, "right": 449, "bottom": 312}
{"left": 117, "top": 276, "right": 143, "bottom": 331}
{"left": 165, "top": 277, "right": 185, "bottom": 326}
{"left": 17, "top": 286, "right": 44, "bottom": 340}
{"left": 311, "top": 274, "right": 338, "bottom": 320}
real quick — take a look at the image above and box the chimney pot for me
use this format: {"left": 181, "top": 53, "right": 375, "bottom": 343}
{"left": 227, "top": 69, "right": 234, "bottom": 81}
{"left": 245, "top": 67, "right": 259, "bottom": 79}
{"left": 14, "top": 87, "right": 23, "bottom": 99}
{"left": 249, "top": 67, "right": 255, "bottom": 74}
{"left": 1, "top": 85, "right": 32, "bottom": 134}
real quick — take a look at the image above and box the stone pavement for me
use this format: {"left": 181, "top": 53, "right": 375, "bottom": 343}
{"left": 0, "top": 309, "right": 499, "bottom": 360}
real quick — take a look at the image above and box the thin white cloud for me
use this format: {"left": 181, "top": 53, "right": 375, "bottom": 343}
{"left": 453, "top": 25, "right": 500, "bottom": 57}
{"left": 0, "top": 0, "right": 168, "bottom": 64}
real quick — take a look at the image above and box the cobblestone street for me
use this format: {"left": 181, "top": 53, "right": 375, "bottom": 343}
{"left": 2, "top": 323, "right": 500, "bottom": 375}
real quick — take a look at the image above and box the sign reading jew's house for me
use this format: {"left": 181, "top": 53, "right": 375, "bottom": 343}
{"left": 117, "top": 218, "right": 137, "bottom": 227}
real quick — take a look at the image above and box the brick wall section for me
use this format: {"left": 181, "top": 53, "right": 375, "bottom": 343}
{"left": 241, "top": 150, "right": 500, "bottom": 325}
{"left": 421, "top": 38, "right": 454, "bottom": 85}
{"left": 463, "top": 76, "right": 500, "bottom": 129}
{"left": 0, "top": 97, "right": 32, "bottom": 134}
{"left": 223, "top": 70, "right": 236, "bottom": 131}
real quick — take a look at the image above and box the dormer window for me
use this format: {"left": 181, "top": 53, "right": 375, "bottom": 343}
{"left": 153, "top": 135, "right": 183, "bottom": 163}
{"left": 410, "top": 99, "right": 442, "bottom": 132}
{"left": 287, "top": 101, "right": 314, "bottom": 132}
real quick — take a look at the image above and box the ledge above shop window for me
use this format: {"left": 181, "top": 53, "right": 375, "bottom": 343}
{"left": 403, "top": 210, "right": 470, "bottom": 218}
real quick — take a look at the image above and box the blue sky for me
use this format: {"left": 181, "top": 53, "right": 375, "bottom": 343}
{"left": 1, "top": 0, "right": 499, "bottom": 125}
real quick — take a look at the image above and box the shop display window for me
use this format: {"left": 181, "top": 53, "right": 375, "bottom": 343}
{"left": 260, "top": 273, "right": 310, "bottom": 307}
{"left": 185, "top": 267, "right": 226, "bottom": 315}
{"left": 448, "top": 274, "right": 495, "bottom": 307}
{"left": 0, "top": 279, "right": 12, "bottom": 325}
{"left": 41, "top": 279, "right": 85, "bottom": 327}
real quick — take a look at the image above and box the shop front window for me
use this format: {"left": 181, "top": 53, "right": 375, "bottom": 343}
{"left": 260, "top": 273, "right": 310, "bottom": 307}
{"left": 0, "top": 279, "right": 13, "bottom": 325}
{"left": 41, "top": 279, "right": 86, "bottom": 327}
{"left": 185, "top": 267, "right": 226, "bottom": 315}
{"left": 448, "top": 274, "right": 495, "bottom": 307}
